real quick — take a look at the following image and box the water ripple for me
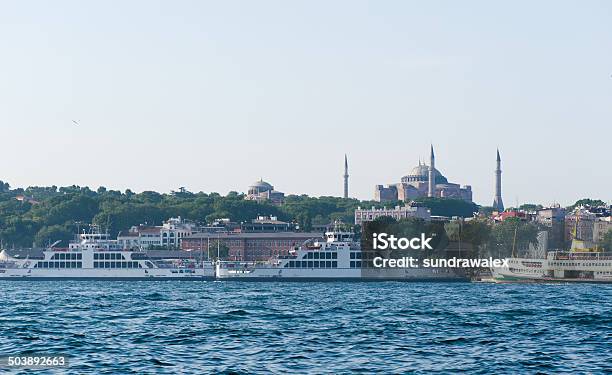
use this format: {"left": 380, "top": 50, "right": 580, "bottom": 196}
{"left": 0, "top": 281, "right": 611, "bottom": 373}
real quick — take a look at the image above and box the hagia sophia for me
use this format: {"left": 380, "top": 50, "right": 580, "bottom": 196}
{"left": 375, "top": 145, "right": 473, "bottom": 203}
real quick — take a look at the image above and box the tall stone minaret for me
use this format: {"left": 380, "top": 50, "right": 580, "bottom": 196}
{"left": 493, "top": 149, "right": 504, "bottom": 211}
{"left": 343, "top": 154, "right": 349, "bottom": 199}
{"left": 428, "top": 145, "right": 435, "bottom": 197}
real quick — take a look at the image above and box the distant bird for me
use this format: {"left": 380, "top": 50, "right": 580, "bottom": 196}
{"left": 72, "top": 120, "right": 79, "bottom": 126}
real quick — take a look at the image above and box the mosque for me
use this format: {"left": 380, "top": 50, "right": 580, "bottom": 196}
{"left": 245, "top": 179, "right": 285, "bottom": 204}
{"left": 374, "top": 145, "right": 473, "bottom": 203}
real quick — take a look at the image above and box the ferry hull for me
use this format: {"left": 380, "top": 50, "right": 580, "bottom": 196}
{"left": 0, "top": 268, "right": 215, "bottom": 280}
{"left": 216, "top": 266, "right": 468, "bottom": 282}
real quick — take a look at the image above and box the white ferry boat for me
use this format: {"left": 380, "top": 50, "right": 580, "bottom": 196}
{"left": 216, "top": 227, "right": 468, "bottom": 281}
{"left": 491, "top": 237, "right": 612, "bottom": 283}
{"left": 0, "top": 232, "right": 214, "bottom": 280}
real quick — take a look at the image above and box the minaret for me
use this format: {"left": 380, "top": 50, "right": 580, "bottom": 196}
{"left": 428, "top": 145, "right": 435, "bottom": 197}
{"left": 343, "top": 154, "right": 349, "bottom": 198}
{"left": 493, "top": 149, "right": 504, "bottom": 211}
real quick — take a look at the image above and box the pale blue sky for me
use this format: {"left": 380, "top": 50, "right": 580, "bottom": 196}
{"left": 0, "top": 1, "right": 610, "bottom": 206}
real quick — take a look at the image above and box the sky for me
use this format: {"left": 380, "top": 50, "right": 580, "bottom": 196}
{"left": 0, "top": 0, "right": 611, "bottom": 206}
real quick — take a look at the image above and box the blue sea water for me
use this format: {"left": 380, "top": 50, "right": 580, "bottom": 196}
{"left": 0, "top": 281, "right": 611, "bottom": 374}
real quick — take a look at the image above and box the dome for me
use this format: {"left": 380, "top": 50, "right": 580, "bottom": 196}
{"left": 409, "top": 164, "right": 431, "bottom": 177}
{"left": 401, "top": 163, "right": 448, "bottom": 184}
{"left": 249, "top": 179, "right": 273, "bottom": 193}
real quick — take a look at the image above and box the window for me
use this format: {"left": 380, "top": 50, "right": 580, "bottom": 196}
{"left": 326, "top": 261, "right": 331, "bottom": 268}
{"left": 307, "top": 261, "right": 313, "bottom": 268}
{"left": 60, "top": 262, "right": 66, "bottom": 268}
{"left": 105, "top": 261, "right": 110, "bottom": 268}
{"left": 332, "top": 253, "right": 337, "bottom": 259}
{"left": 314, "top": 253, "right": 319, "bottom": 259}
{"left": 350, "top": 261, "right": 355, "bottom": 268}
{"left": 332, "top": 261, "right": 337, "bottom": 268}
{"left": 350, "top": 253, "right": 355, "bottom": 259}
{"left": 301, "top": 261, "right": 307, "bottom": 268}
{"left": 314, "top": 261, "right": 320, "bottom": 268}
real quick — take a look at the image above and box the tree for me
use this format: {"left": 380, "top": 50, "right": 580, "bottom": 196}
{"left": 488, "top": 218, "right": 539, "bottom": 258}
{"left": 0, "top": 180, "right": 10, "bottom": 192}
{"left": 519, "top": 203, "right": 543, "bottom": 212}
{"left": 34, "top": 225, "right": 73, "bottom": 247}
{"left": 414, "top": 197, "right": 479, "bottom": 218}
{"left": 568, "top": 198, "right": 606, "bottom": 210}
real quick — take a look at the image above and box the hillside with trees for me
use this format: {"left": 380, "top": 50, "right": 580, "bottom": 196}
{"left": 0, "top": 181, "right": 386, "bottom": 248}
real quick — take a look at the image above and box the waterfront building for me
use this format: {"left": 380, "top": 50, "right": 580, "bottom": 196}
{"left": 535, "top": 205, "right": 566, "bottom": 250}
{"left": 241, "top": 216, "right": 296, "bottom": 232}
{"left": 564, "top": 208, "right": 597, "bottom": 246}
{"left": 354, "top": 202, "right": 431, "bottom": 225}
{"left": 181, "top": 232, "right": 324, "bottom": 261}
{"left": 374, "top": 145, "right": 472, "bottom": 203}
{"left": 117, "top": 217, "right": 197, "bottom": 249}
{"left": 593, "top": 218, "right": 612, "bottom": 245}
{"left": 245, "top": 179, "right": 285, "bottom": 204}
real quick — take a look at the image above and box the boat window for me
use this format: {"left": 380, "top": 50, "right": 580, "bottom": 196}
{"left": 326, "top": 261, "right": 331, "bottom": 268}
{"left": 332, "top": 253, "right": 337, "bottom": 259}
{"left": 332, "top": 261, "right": 337, "bottom": 268}
{"left": 350, "top": 253, "right": 355, "bottom": 259}
{"left": 307, "top": 261, "right": 313, "bottom": 268}
{"left": 301, "top": 261, "right": 307, "bottom": 268}
{"left": 314, "top": 253, "right": 319, "bottom": 259}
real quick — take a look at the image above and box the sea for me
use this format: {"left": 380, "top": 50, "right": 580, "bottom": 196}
{"left": 0, "top": 281, "right": 610, "bottom": 374}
